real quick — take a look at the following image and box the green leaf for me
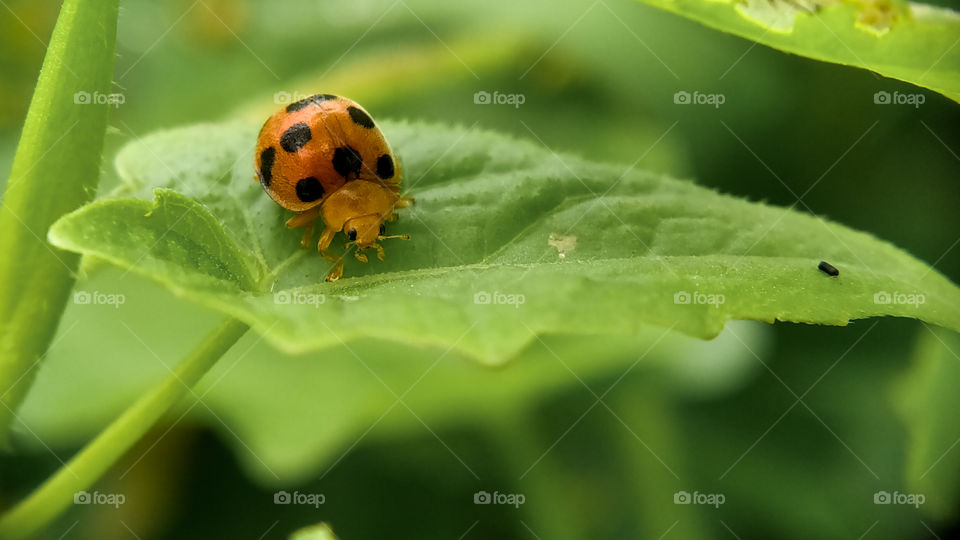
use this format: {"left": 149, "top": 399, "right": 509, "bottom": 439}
{"left": 289, "top": 523, "right": 340, "bottom": 540}
{"left": 634, "top": 0, "right": 960, "bottom": 103}
{"left": 896, "top": 326, "right": 960, "bottom": 520}
{"left": 0, "top": 318, "right": 248, "bottom": 540}
{"left": 0, "top": 0, "right": 119, "bottom": 444}
{"left": 16, "top": 267, "right": 770, "bottom": 483}
{"left": 49, "top": 191, "right": 261, "bottom": 293}
{"left": 48, "top": 119, "right": 960, "bottom": 364}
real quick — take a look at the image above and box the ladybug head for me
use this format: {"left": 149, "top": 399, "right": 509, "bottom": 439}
{"left": 343, "top": 215, "right": 383, "bottom": 249}
{"left": 344, "top": 215, "right": 408, "bottom": 251}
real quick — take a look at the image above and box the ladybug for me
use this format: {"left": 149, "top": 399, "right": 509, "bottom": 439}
{"left": 255, "top": 94, "right": 413, "bottom": 281}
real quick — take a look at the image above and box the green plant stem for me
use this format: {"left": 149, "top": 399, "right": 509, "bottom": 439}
{"left": 0, "top": 318, "right": 249, "bottom": 540}
{"left": 0, "top": 0, "right": 120, "bottom": 444}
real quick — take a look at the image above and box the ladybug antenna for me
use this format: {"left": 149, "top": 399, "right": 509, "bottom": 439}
{"left": 378, "top": 234, "right": 410, "bottom": 241}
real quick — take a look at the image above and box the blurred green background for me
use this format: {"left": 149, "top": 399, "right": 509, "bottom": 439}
{"left": 2, "top": 0, "right": 959, "bottom": 538}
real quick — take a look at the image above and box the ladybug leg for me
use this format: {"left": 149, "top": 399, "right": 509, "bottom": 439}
{"left": 387, "top": 197, "right": 413, "bottom": 221}
{"left": 299, "top": 222, "right": 315, "bottom": 249}
{"left": 317, "top": 226, "right": 336, "bottom": 253}
{"left": 374, "top": 243, "right": 386, "bottom": 261}
{"left": 286, "top": 207, "right": 321, "bottom": 228}
{"left": 343, "top": 240, "right": 367, "bottom": 263}
{"left": 318, "top": 227, "right": 344, "bottom": 282}
{"left": 324, "top": 257, "right": 344, "bottom": 282}
{"left": 286, "top": 207, "right": 322, "bottom": 249}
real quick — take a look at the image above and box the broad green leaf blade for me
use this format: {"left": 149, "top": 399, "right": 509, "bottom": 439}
{"left": 0, "top": 0, "right": 119, "bottom": 444}
{"left": 896, "top": 326, "right": 960, "bottom": 520}
{"left": 634, "top": 0, "right": 960, "bottom": 103}
{"left": 49, "top": 191, "right": 261, "bottom": 293}
{"left": 49, "top": 120, "right": 960, "bottom": 364}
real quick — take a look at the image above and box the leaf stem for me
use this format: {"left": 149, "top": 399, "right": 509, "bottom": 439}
{"left": 0, "top": 318, "right": 249, "bottom": 540}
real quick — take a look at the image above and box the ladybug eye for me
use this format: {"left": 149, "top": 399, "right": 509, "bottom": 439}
{"left": 347, "top": 229, "right": 357, "bottom": 241}
{"left": 379, "top": 224, "right": 385, "bottom": 235}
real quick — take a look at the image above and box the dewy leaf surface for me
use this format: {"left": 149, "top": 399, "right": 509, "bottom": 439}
{"left": 48, "top": 120, "right": 960, "bottom": 364}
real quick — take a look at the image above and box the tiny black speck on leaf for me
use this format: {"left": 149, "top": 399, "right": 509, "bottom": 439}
{"left": 818, "top": 261, "right": 839, "bottom": 277}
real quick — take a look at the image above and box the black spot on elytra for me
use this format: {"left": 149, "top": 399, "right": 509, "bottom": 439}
{"left": 285, "top": 94, "right": 338, "bottom": 113}
{"left": 347, "top": 106, "right": 375, "bottom": 129}
{"left": 332, "top": 146, "right": 363, "bottom": 178}
{"left": 295, "top": 177, "right": 324, "bottom": 202}
{"left": 258, "top": 147, "right": 276, "bottom": 187}
{"left": 280, "top": 122, "right": 312, "bottom": 153}
{"left": 376, "top": 154, "right": 394, "bottom": 179}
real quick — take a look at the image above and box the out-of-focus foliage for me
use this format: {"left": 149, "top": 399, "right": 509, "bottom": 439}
{"left": 289, "top": 523, "right": 339, "bottom": 540}
{"left": 633, "top": 0, "right": 960, "bottom": 102}
{"left": 896, "top": 327, "right": 960, "bottom": 520}
{"left": 17, "top": 266, "right": 770, "bottom": 484}
{"left": 2, "top": 0, "right": 959, "bottom": 539}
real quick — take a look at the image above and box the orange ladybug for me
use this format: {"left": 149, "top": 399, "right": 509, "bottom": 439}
{"left": 255, "top": 94, "right": 413, "bottom": 281}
